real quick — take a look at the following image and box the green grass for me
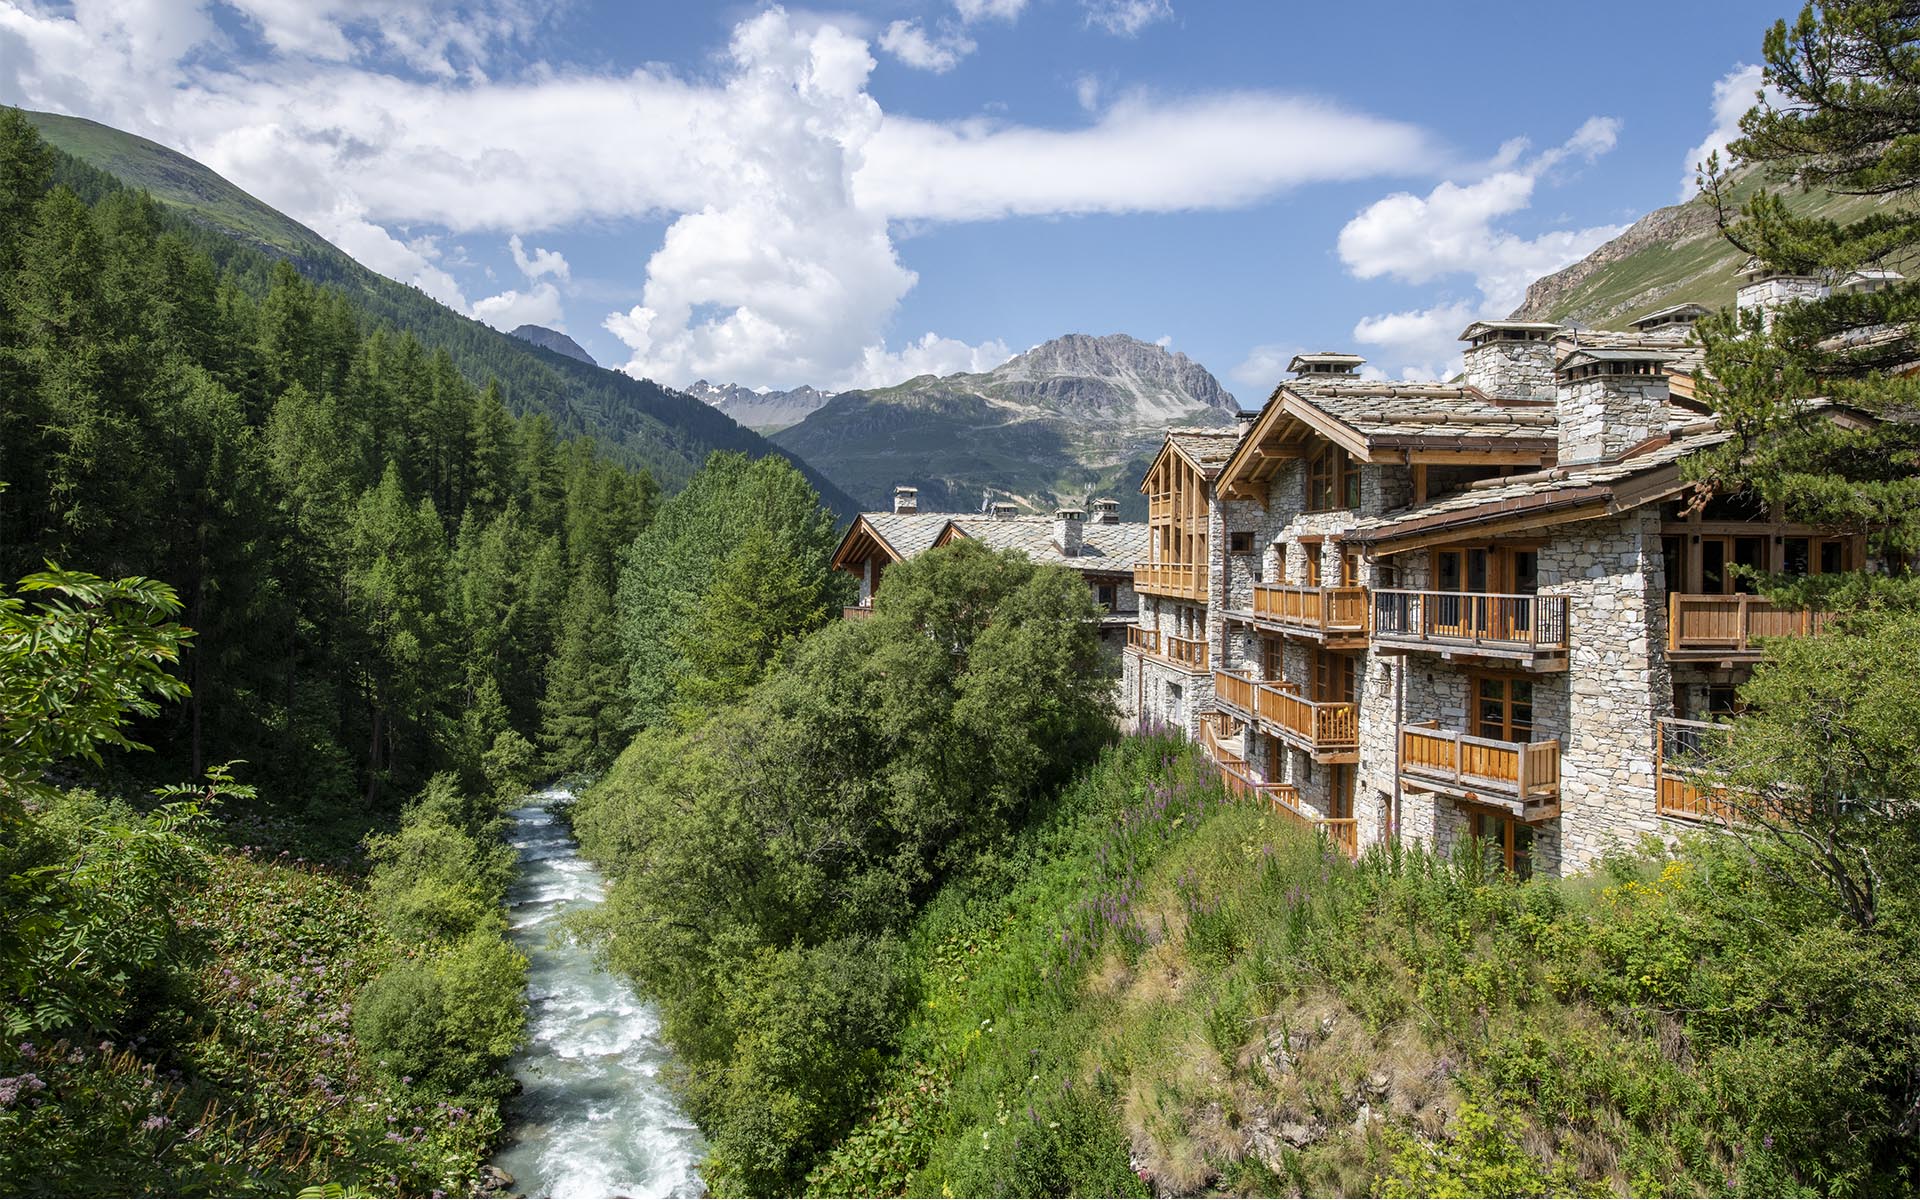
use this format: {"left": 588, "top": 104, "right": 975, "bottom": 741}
{"left": 803, "top": 733, "right": 1919, "bottom": 1198}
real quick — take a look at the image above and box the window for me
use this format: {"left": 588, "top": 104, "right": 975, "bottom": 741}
{"left": 1328, "top": 764, "right": 1355, "bottom": 820}
{"left": 1706, "top": 684, "right": 1743, "bottom": 717}
{"left": 1314, "top": 649, "right": 1357, "bottom": 704}
{"left": 1304, "top": 553, "right": 1322, "bottom": 588}
{"left": 1341, "top": 550, "right": 1362, "bottom": 588}
{"left": 1229, "top": 530, "right": 1254, "bottom": 555}
{"left": 1261, "top": 636, "right": 1284, "bottom": 681}
{"left": 1095, "top": 583, "right": 1117, "bottom": 611}
{"left": 1474, "top": 674, "right": 1534, "bottom": 742}
{"left": 1307, "top": 444, "right": 1359, "bottom": 512}
{"left": 1468, "top": 807, "right": 1534, "bottom": 879}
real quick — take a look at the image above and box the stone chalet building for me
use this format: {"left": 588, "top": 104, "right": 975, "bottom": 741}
{"left": 1122, "top": 279, "right": 1878, "bottom": 877}
{"left": 830, "top": 486, "right": 1149, "bottom": 670}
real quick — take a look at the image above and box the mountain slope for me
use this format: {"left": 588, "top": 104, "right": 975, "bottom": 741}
{"left": 771, "top": 333, "right": 1238, "bottom": 517}
{"left": 511, "top": 323, "right": 596, "bottom": 366}
{"left": 19, "top": 108, "right": 857, "bottom": 515}
{"left": 685, "top": 380, "right": 836, "bottom": 433}
{"left": 1512, "top": 168, "right": 1897, "bottom": 327}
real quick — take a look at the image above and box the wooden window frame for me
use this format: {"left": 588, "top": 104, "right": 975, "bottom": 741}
{"left": 1306, "top": 444, "right": 1359, "bottom": 513}
{"left": 1463, "top": 803, "right": 1535, "bottom": 879}
{"left": 1470, "top": 670, "right": 1535, "bottom": 743}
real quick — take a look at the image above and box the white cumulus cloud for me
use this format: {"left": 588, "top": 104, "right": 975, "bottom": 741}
{"left": 1678, "top": 63, "right": 1782, "bottom": 201}
{"left": 472, "top": 281, "right": 563, "bottom": 331}
{"left": 842, "top": 332, "right": 1014, "bottom": 389}
{"left": 878, "top": 19, "right": 976, "bottom": 73}
{"left": 1336, "top": 120, "right": 1627, "bottom": 378}
{"left": 509, "top": 233, "right": 570, "bottom": 281}
{"left": 954, "top": 0, "right": 1027, "bottom": 22}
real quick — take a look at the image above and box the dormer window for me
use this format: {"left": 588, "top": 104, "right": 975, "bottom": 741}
{"left": 1307, "top": 444, "right": 1360, "bottom": 512}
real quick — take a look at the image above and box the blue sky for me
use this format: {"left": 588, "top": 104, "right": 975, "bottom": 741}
{"left": 0, "top": 0, "right": 1786, "bottom": 397}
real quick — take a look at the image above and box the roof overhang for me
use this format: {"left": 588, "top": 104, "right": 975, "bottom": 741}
{"left": 1353, "top": 460, "right": 1694, "bottom": 554}
{"left": 830, "top": 515, "right": 907, "bottom": 573}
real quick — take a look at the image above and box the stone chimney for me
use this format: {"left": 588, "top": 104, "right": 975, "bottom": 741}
{"left": 1054, "top": 508, "right": 1086, "bottom": 557}
{"left": 990, "top": 501, "right": 1018, "bottom": 521}
{"left": 1554, "top": 348, "right": 1671, "bottom": 464}
{"left": 1627, "top": 303, "right": 1709, "bottom": 344}
{"left": 1287, "top": 352, "right": 1366, "bottom": 378}
{"left": 1459, "top": 321, "right": 1559, "bottom": 400}
{"left": 892, "top": 485, "right": 918, "bottom": 514}
{"left": 1735, "top": 259, "right": 1826, "bottom": 330}
{"left": 1091, "top": 498, "right": 1121, "bottom": 525}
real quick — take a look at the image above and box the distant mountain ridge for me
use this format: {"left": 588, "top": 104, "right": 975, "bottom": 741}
{"left": 684, "top": 380, "right": 837, "bottom": 433}
{"left": 16, "top": 107, "right": 858, "bottom": 516}
{"left": 1512, "top": 167, "right": 1897, "bottom": 327}
{"left": 510, "top": 324, "right": 596, "bottom": 366}
{"left": 770, "top": 333, "right": 1239, "bottom": 518}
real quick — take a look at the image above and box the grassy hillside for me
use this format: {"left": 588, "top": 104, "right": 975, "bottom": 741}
{"left": 19, "top": 108, "right": 857, "bottom": 514}
{"left": 793, "top": 733, "right": 1916, "bottom": 1198}
{"left": 1514, "top": 169, "right": 1900, "bottom": 328}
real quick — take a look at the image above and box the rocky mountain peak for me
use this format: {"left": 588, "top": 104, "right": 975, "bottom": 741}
{"left": 509, "top": 324, "right": 596, "bottom": 367}
{"left": 972, "top": 332, "right": 1239, "bottom": 427}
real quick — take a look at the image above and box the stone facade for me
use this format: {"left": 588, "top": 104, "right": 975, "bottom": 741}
{"left": 1557, "top": 371, "right": 1669, "bottom": 464}
{"left": 1735, "top": 274, "right": 1826, "bottom": 330}
{"left": 1462, "top": 336, "right": 1557, "bottom": 401}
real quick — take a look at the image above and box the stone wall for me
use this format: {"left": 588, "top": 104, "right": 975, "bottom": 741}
{"left": 1557, "top": 373, "right": 1669, "bottom": 464}
{"left": 1462, "top": 338, "right": 1557, "bottom": 401}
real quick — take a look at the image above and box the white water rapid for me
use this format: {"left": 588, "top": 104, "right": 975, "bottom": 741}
{"left": 491, "top": 792, "right": 705, "bottom": 1198}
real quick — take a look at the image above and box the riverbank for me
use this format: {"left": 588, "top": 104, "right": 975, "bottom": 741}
{"left": 0, "top": 776, "right": 528, "bottom": 1196}
{"left": 492, "top": 793, "right": 703, "bottom": 1197}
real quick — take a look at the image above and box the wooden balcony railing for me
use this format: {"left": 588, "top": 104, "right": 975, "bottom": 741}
{"left": 1211, "top": 670, "right": 1358, "bottom": 758}
{"left": 1165, "top": 634, "right": 1209, "bottom": 670}
{"left": 843, "top": 604, "right": 874, "bottom": 620}
{"left": 1127, "top": 626, "right": 1208, "bottom": 671}
{"left": 1255, "top": 678, "right": 1359, "bottom": 756}
{"left": 1668, "top": 594, "right": 1831, "bottom": 660}
{"left": 1252, "top": 584, "right": 1368, "bottom": 637}
{"left": 1399, "top": 721, "right": 1561, "bottom": 818}
{"left": 1133, "top": 560, "right": 1209, "bottom": 599}
{"left": 1656, "top": 717, "right": 1741, "bottom": 822}
{"left": 1200, "top": 709, "right": 1359, "bottom": 859}
{"left": 1371, "top": 590, "right": 1569, "bottom": 657}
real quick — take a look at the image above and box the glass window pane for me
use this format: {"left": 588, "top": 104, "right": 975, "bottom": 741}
{"left": 1701, "top": 540, "right": 1727, "bottom": 593}
{"left": 1783, "top": 537, "right": 1810, "bottom": 577}
{"left": 1819, "top": 540, "right": 1846, "bottom": 574}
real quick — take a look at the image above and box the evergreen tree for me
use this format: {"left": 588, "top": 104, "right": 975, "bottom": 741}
{"left": 538, "top": 573, "right": 625, "bottom": 778}
{"left": 1697, "top": 0, "right": 1920, "bottom": 584}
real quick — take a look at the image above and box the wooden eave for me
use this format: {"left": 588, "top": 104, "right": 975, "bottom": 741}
{"left": 1216, "top": 394, "right": 1319, "bottom": 500}
{"left": 1357, "top": 459, "right": 1694, "bottom": 555}
{"left": 1140, "top": 436, "right": 1228, "bottom": 493}
{"left": 931, "top": 521, "right": 967, "bottom": 548}
{"left": 829, "top": 516, "right": 906, "bottom": 573}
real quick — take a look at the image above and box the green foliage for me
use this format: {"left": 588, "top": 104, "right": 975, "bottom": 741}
{"left": 575, "top": 540, "right": 1115, "bottom": 1193}
{"left": 354, "top": 930, "right": 527, "bottom": 1099}
{"left": 616, "top": 450, "right": 845, "bottom": 729}
{"left": 1692, "top": 1, "right": 1920, "bottom": 568}
{"left": 1379, "top": 1100, "right": 1586, "bottom": 1199}
{"left": 0, "top": 567, "right": 189, "bottom": 810}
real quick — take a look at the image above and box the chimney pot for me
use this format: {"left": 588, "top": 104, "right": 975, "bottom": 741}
{"left": 1091, "top": 498, "right": 1121, "bottom": 525}
{"left": 892, "top": 485, "right": 919, "bottom": 514}
{"left": 1053, "top": 508, "right": 1085, "bottom": 556}
{"left": 990, "top": 501, "right": 1018, "bottom": 521}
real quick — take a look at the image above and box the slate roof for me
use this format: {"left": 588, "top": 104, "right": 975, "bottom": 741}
{"left": 1348, "top": 425, "right": 1731, "bottom": 546}
{"left": 1555, "top": 328, "right": 1706, "bottom": 375}
{"left": 1165, "top": 427, "right": 1246, "bottom": 473}
{"left": 843, "top": 512, "right": 951, "bottom": 562}
{"left": 946, "top": 515, "right": 1149, "bottom": 574}
{"left": 1281, "top": 380, "right": 1559, "bottom": 444}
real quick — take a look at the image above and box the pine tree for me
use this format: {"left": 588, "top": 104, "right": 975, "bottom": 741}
{"left": 1696, "top": 0, "right": 1920, "bottom": 587}
{"left": 538, "top": 573, "right": 624, "bottom": 778}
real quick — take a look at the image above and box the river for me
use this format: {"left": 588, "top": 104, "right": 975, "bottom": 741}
{"left": 490, "top": 791, "right": 705, "bottom": 1198}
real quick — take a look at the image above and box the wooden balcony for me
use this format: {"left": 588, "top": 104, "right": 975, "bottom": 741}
{"left": 1212, "top": 669, "right": 1358, "bottom": 762}
{"left": 843, "top": 604, "right": 874, "bottom": 620}
{"left": 1398, "top": 721, "right": 1561, "bottom": 821}
{"left": 1133, "top": 559, "right": 1209, "bottom": 600}
{"left": 1656, "top": 717, "right": 1742, "bottom": 823}
{"left": 1250, "top": 584, "right": 1368, "bottom": 645}
{"left": 1200, "top": 719, "right": 1358, "bottom": 860}
{"left": 1370, "top": 590, "right": 1569, "bottom": 667}
{"left": 1127, "top": 626, "right": 1209, "bottom": 672}
{"left": 1668, "top": 594, "right": 1832, "bottom": 662}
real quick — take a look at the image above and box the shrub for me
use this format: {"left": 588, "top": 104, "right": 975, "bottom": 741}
{"left": 354, "top": 931, "right": 526, "bottom": 1098}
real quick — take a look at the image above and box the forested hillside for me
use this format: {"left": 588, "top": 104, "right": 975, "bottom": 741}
{"left": 15, "top": 108, "right": 857, "bottom": 513}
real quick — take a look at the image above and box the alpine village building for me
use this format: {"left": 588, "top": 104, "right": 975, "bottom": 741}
{"left": 1123, "top": 277, "right": 1876, "bottom": 878}
{"left": 831, "top": 487, "right": 1148, "bottom": 671}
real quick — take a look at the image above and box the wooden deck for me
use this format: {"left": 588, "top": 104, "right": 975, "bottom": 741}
{"left": 1655, "top": 717, "right": 1741, "bottom": 822}
{"left": 1667, "top": 594, "right": 1831, "bottom": 661}
{"left": 1370, "top": 589, "right": 1569, "bottom": 666}
{"left": 1398, "top": 721, "right": 1561, "bottom": 821}
{"left": 1249, "top": 584, "right": 1369, "bottom": 644}
{"left": 1127, "top": 626, "right": 1210, "bottom": 672}
{"left": 1212, "top": 669, "right": 1358, "bottom": 762}
{"left": 843, "top": 604, "right": 873, "bottom": 620}
{"left": 1133, "top": 560, "right": 1209, "bottom": 600}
